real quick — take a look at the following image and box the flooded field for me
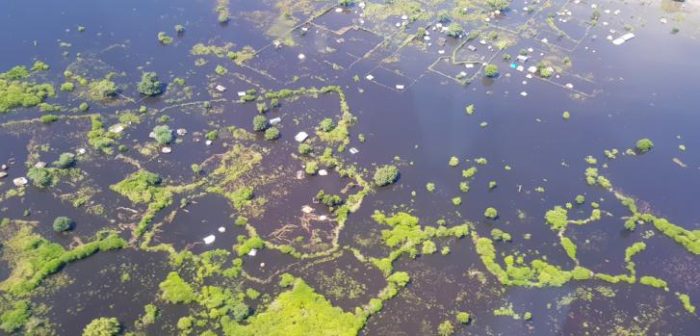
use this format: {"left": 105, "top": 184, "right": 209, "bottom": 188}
{"left": 0, "top": 0, "right": 699, "bottom": 335}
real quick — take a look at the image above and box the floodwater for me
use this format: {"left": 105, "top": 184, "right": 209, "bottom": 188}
{"left": 1, "top": 0, "right": 699, "bottom": 335}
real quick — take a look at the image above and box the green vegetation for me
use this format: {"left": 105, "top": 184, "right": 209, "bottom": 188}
{"left": 456, "top": 311, "right": 470, "bottom": 324}
{"left": 373, "top": 165, "right": 399, "bottom": 187}
{"left": 484, "top": 207, "right": 498, "bottom": 219}
{"left": 222, "top": 278, "right": 364, "bottom": 336}
{"left": 87, "top": 78, "right": 117, "bottom": 100}
{"left": 677, "top": 293, "right": 696, "bottom": 314}
{"left": 0, "top": 65, "right": 55, "bottom": 113}
{"left": 437, "top": 320, "right": 454, "bottom": 336}
{"left": 52, "top": 216, "right": 73, "bottom": 232}
{"left": 53, "top": 152, "right": 76, "bottom": 168}
{"left": 264, "top": 127, "right": 280, "bottom": 140}
{"left": 110, "top": 170, "right": 173, "bottom": 237}
{"left": 159, "top": 272, "right": 195, "bottom": 304}
{"left": 27, "top": 167, "right": 55, "bottom": 188}
{"left": 426, "top": 182, "right": 436, "bottom": 192}
{"left": 82, "top": 317, "right": 120, "bottom": 336}
{"left": 319, "top": 118, "right": 336, "bottom": 132}
{"left": 484, "top": 64, "right": 499, "bottom": 78}
{"left": 157, "top": 32, "right": 173, "bottom": 45}
{"left": 153, "top": 125, "right": 174, "bottom": 145}
{"left": 447, "top": 23, "right": 463, "bottom": 38}
{"left": 635, "top": 138, "right": 654, "bottom": 153}
{"left": 448, "top": 156, "right": 459, "bottom": 167}
{"left": 87, "top": 115, "right": 119, "bottom": 154}
{"left": 137, "top": 72, "right": 163, "bottom": 96}
{"left": 0, "top": 301, "right": 30, "bottom": 333}
{"left": 252, "top": 115, "right": 268, "bottom": 132}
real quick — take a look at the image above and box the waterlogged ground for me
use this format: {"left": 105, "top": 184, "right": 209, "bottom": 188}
{"left": 0, "top": 0, "right": 699, "bottom": 335}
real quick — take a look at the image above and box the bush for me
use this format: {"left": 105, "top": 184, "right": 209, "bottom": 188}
{"left": 264, "top": 127, "right": 280, "bottom": 140}
{"left": 438, "top": 320, "right": 454, "bottom": 336}
{"left": 60, "top": 82, "right": 75, "bottom": 92}
{"left": 87, "top": 79, "right": 117, "bottom": 100}
{"left": 159, "top": 272, "right": 195, "bottom": 304}
{"left": 0, "top": 300, "right": 30, "bottom": 333}
{"left": 53, "top": 152, "right": 76, "bottom": 168}
{"left": 318, "top": 118, "right": 336, "bottom": 132}
{"left": 447, "top": 23, "right": 463, "bottom": 38}
{"left": 252, "top": 115, "right": 268, "bottom": 132}
{"left": 40, "top": 114, "right": 58, "bottom": 124}
{"left": 137, "top": 72, "right": 163, "bottom": 96}
{"left": 373, "top": 165, "right": 399, "bottom": 186}
{"left": 157, "top": 32, "right": 173, "bottom": 45}
{"left": 53, "top": 216, "right": 73, "bottom": 232}
{"left": 27, "top": 167, "right": 53, "bottom": 188}
{"left": 82, "top": 317, "right": 120, "bottom": 336}
{"left": 305, "top": 161, "right": 319, "bottom": 175}
{"left": 79, "top": 102, "right": 89, "bottom": 112}
{"left": 153, "top": 125, "right": 173, "bottom": 145}
{"left": 484, "top": 207, "right": 498, "bottom": 219}
{"left": 456, "top": 311, "right": 470, "bottom": 324}
{"left": 635, "top": 138, "right": 654, "bottom": 153}
{"left": 298, "top": 143, "right": 312, "bottom": 155}
{"left": 484, "top": 64, "right": 499, "bottom": 78}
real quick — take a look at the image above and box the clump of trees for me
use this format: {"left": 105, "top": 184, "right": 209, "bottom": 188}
{"left": 373, "top": 165, "right": 399, "bottom": 187}
{"left": 82, "top": 317, "right": 120, "bottom": 336}
{"left": 137, "top": 72, "right": 163, "bottom": 96}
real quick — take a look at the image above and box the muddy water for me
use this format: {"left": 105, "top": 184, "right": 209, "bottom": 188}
{"left": 1, "top": 0, "right": 699, "bottom": 335}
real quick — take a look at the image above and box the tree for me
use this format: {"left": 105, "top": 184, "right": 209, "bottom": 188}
{"left": 137, "top": 72, "right": 163, "bottom": 96}
{"left": 318, "top": 118, "right": 336, "bottom": 132}
{"left": 447, "top": 23, "right": 463, "bottom": 38}
{"left": 88, "top": 79, "right": 117, "bottom": 100}
{"left": 53, "top": 216, "right": 73, "bottom": 232}
{"left": 27, "top": 167, "right": 53, "bottom": 188}
{"left": 82, "top": 317, "right": 120, "bottom": 336}
{"left": 153, "top": 125, "right": 173, "bottom": 145}
{"left": 456, "top": 311, "right": 470, "bottom": 324}
{"left": 635, "top": 138, "right": 654, "bottom": 153}
{"left": 438, "top": 320, "right": 454, "bottom": 336}
{"left": 53, "top": 152, "right": 76, "bottom": 168}
{"left": 159, "top": 272, "right": 195, "bottom": 304}
{"left": 487, "top": 0, "right": 510, "bottom": 11}
{"left": 373, "top": 165, "right": 399, "bottom": 187}
{"left": 484, "top": 64, "right": 499, "bottom": 78}
{"left": 264, "top": 127, "right": 280, "bottom": 141}
{"left": 252, "top": 115, "right": 268, "bottom": 132}
{"left": 484, "top": 207, "right": 498, "bottom": 219}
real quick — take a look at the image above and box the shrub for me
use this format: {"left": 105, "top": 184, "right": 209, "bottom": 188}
{"left": 60, "top": 82, "right": 75, "bottom": 92}
{"left": 318, "top": 118, "right": 336, "bottom": 132}
{"left": 484, "top": 207, "right": 498, "bottom": 219}
{"left": 79, "top": 102, "right": 89, "bottom": 112}
{"left": 456, "top": 311, "right": 470, "bottom": 324}
{"left": 53, "top": 152, "right": 76, "bottom": 168}
{"left": 252, "top": 115, "right": 268, "bottom": 132}
{"left": 27, "top": 167, "right": 53, "bottom": 188}
{"left": 447, "top": 23, "right": 463, "bottom": 38}
{"left": 305, "top": 161, "right": 319, "bottom": 175}
{"left": 215, "top": 65, "right": 228, "bottom": 75}
{"left": 40, "top": 114, "right": 58, "bottom": 123}
{"left": 484, "top": 64, "right": 498, "bottom": 78}
{"left": 137, "top": 72, "right": 163, "bottom": 96}
{"left": 635, "top": 138, "right": 654, "bottom": 153}
{"left": 264, "top": 127, "right": 280, "bottom": 140}
{"left": 0, "top": 300, "right": 30, "bottom": 333}
{"left": 159, "top": 272, "right": 195, "bottom": 304}
{"left": 298, "top": 143, "right": 312, "bottom": 155}
{"left": 157, "top": 32, "right": 173, "bottom": 45}
{"left": 437, "top": 320, "right": 454, "bottom": 336}
{"left": 421, "top": 240, "right": 437, "bottom": 254}
{"left": 574, "top": 194, "right": 585, "bottom": 204}
{"left": 373, "top": 165, "right": 399, "bottom": 186}
{"left": 426, "top": 182, "right": 436, "bottom": 192}
{"left": 153, "top": 125, "right": 173, "bottom": 145}
{"left": 448, "top": 156, "right": 459, "bottom": 167}
{"left": 451, "top": 197, "right": 462, "bottom": 206}
{"left": 53, "top": 216, "right": 73, "bottom": 232}
{"left": 87, "top": 79, "right": 117, "bottom": 100}
{"left": 82, "top": 317, "right": 120, "bottom": 336}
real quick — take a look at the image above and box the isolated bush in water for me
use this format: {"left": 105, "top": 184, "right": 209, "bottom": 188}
{"left": 635, "top": 138, "right": 654, "bottom": 153}
{"left": 373, "top": 165, "right": 399, "bottom": 186}
{"left": 82, "top": 317, "right": 120, "bottom": 336}
{"left": 153, "top": 125, "right": 173, "bottom": 145}
{"left": 53, "top": 216, "right": 73, "bottom": 232}
{"left": 137, "top": 72, "right": 163, "bottom": 96}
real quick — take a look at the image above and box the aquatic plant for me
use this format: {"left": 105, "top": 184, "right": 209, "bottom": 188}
{"left": 373, "top": 165, "right": 399, "bottom": 187}
{"left": 137, "top": 72, "right": 163, "bottom": 96}
{"left": 82, "top": 317, "right": 120, "bottom": 336}
{"left": 52, "top": 216, "right": 73, "bottom": 232}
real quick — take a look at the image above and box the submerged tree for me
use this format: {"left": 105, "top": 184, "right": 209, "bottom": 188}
{"left": 373, "top": 165, "right": 400, "bottom": 187}
{"left": 153, "top": 125, "right": 173, "bottom": 145}
{"left": 82, "top": 317, "right": 120, "bottom": 336}
{"left": 137, "top": 72, "right": 163, "bottom": 96}
{"left": 484, "top": 64, "right": 499, "bottom": 78}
